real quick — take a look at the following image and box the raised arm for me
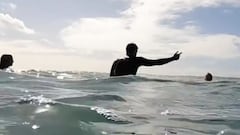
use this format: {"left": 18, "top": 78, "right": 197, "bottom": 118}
{"left": 141, "top": 51, "right": 182, "bottom": 66}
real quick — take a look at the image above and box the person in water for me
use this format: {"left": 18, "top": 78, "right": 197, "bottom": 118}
{"left": 0, "top": 54, "right": 14, "bottom": 70}
{"left": 205, "top": 73, "right": 213, "bottom": 81}
{"left": 110, "top": 43, "right": 182, "bottom": 76}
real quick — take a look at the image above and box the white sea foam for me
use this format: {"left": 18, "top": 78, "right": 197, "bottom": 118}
{"left": 91, "top": 107, "right": 125, "bottom": 122}
{"left": 22, "top": 122, "right": 30, "bottom": 125}
{"left": 32, "top": 125, "right": 40, "bottom": 130}
{"left": 57, "top": 73, "right": 73, "bottom": 80}
{"left": 17, "top": 95, "right": 55, "bottom": 105}
{"left": 160, "top": 110, "right": 175, "bottom": 116}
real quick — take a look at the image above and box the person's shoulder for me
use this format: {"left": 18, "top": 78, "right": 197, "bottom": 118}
{"left": 113, "top": 58, "right": 126, "bottom": 64}
{"left": 114, "top": 58, "right": 125, "bottom": 62}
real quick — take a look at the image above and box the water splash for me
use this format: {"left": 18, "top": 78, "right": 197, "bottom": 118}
{"left": 17, "top": 95, "right": 55, "bottom": 105}
{"left": 91, "top": 107, "right": 126, "bottom": 122}
{"left": 160, "top": 110, "right": 175, "bottom": 116}
{"left": 32, "top": 124, "right": 40, "bottom": 130}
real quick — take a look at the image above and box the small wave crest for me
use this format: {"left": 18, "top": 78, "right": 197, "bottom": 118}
{"left": 17, "top": 95, "right": 55, "bottom": 105}
{"left": 86, "top": 94, "right": 126, "bottom": 102}
{"left": 61, "top": 94, "right": 126, "bottom": 102}
{"left": 91, "top": 107, "right": 129, "bottom": 123}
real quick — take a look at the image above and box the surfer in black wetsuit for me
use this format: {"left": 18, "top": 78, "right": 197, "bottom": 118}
{"left": 0, "top": 54, "right": 14, "bottom": 70}
{"left": 110, "top": 43, "right": 182, "bottom": 76}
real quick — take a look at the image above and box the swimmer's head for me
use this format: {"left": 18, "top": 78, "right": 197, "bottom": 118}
{"left": 205, "top": 73, "right": 213, "bottom": 81}
{"left": 126, "top": 43, "right": 138, "bottom": 58}
{"left": 0, "top": 54, "right": 14, "bottom": 69}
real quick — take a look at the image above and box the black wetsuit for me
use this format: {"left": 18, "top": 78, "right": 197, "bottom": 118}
{"left": 110, "top": 57, "right": 143, "bottom": 76}
{"left": 110, "top": 57, "right": 175, "bottom": 76}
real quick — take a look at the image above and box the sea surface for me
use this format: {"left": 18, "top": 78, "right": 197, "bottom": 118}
{"left": 0, "top": 70, "right": 239, "bottom": 135}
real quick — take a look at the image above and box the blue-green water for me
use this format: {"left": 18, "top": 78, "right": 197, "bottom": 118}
{"left": 0, "top": 70, "right": 239, "bottom": 135}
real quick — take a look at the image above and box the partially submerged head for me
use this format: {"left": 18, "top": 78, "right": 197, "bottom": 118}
{"left": 126, "top": 43, "right": 138, "bottom": 58}
{"left": 0, "top": 54, "right": 14, "bottom": 70}
{"left": 205, "top": 73, "right": 213, "bottom": 81}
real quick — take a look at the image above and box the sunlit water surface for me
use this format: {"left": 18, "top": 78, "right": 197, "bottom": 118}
{"left": 0, "top": 70, "right": 239, "bottom": 135}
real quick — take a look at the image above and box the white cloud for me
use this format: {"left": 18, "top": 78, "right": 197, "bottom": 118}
{"left": 0, "top": 13, "right": 35, "bottom": 34}
{"left": 182, "top": 34, "right": 240, "bottom": 59}
{"left": 61, "top": 0, "right": 240, "bottom": 59}
{"left": 0, "top": 36, "right": 82, "bottom": 71}
{"left": 0, "top": 39, "right": 65, "bottom": 54}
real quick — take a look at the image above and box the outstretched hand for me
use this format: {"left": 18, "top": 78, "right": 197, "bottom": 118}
{"left": 172, "top": 51, "right": 182, "bottom": 60}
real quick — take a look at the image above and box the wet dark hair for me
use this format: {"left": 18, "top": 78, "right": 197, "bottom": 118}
{"left": 205, "top": 73, "right": 213, "bottom": 81}
{"left": 126, "top": 43, "right": 138, "bottom": 58}
{"left": 0, "top": 54, "right": 14, "bottom": 69}
{"left": 126, "top": 43, "right": 138, "bottom": 52}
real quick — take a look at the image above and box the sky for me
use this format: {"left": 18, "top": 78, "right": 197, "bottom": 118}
{"left": 0, "top": 0, "right": 240, "bottom": 77}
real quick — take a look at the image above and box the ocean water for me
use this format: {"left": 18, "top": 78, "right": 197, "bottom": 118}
{"left": 0, "top": 70, "right": 239, "bottom": 135}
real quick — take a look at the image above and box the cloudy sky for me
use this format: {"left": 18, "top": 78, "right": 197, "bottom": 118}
{"left": 0, "top": 0, "right": 240, "bottom": 77}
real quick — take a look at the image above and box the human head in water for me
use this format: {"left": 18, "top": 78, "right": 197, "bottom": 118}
{"left": 126, "top": 43, "right": 138, "bottom": 58}
{"left": 205, "top": 73, "right": 213, "bottom": 81}
{"left": 0, "top": 54, "right": 14, "bottom": 70}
